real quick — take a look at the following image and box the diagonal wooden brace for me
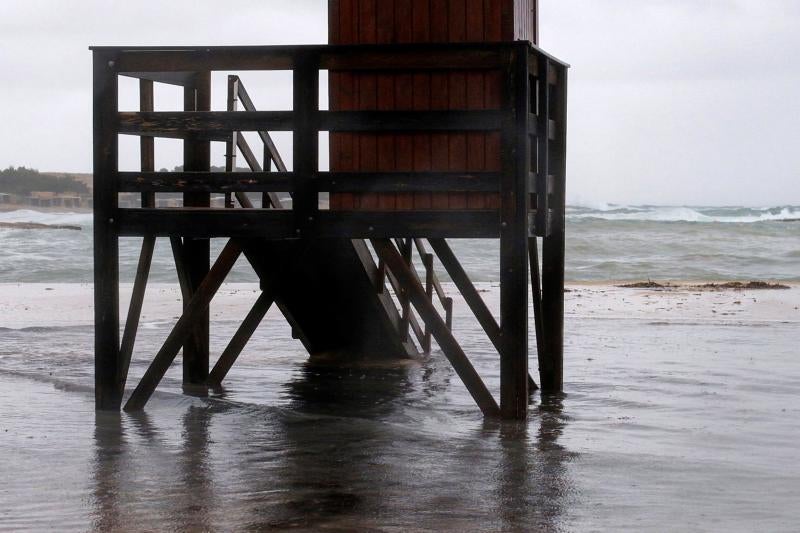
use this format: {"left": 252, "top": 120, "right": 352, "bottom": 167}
{"left": 371, "top": 239, "right": 500, "bottom": 418}
{"left": 124, "top": 239, "right": 243, "bottom": 411}
{"left": 207, "top": 289, "right": 274, "bottom": 386}
{"left": 116, "top": 235, "right": 156, "bottom": 394}
{"left": 428, "top": 238, "right": 539, "bottom": 391}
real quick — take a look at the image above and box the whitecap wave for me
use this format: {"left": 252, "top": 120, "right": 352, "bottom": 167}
{"left": 0, "top": 209, "right": 93, "bottom": 227}
{"left": 567, "top": 205, "right": 800, "bottom": 223}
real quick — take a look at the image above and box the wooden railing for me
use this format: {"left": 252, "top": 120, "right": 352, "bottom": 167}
{"left": 94, "top": 42, "right": 568, "bottom": 240}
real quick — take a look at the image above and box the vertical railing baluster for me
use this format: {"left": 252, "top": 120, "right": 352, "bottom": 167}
{"left": 292, "top": 51, "right": 320, "bottom": 233}
{"left": 422, "top": 252, "right": 434, "bottom": 353}
{"left": 225, "top": 75, "right": 239, "bottom": 209}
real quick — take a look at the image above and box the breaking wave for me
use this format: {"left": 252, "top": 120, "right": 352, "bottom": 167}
{"left": 567, "top": 205, "right": 800, "bottom": 223}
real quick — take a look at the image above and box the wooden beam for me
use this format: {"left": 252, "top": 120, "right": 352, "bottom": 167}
{"left": 182, "top": 71, "right": 211, "bottom": 386}
{"left": 139, "top": 79, "right": 155, "bottom": 208}
{"left": 207, "top": 290, "right": 274, "bottom": 386}
{"left": 117, "top": 110, "right": 508, "bottom": 135}
{"left": 117, "top": 235, "right": 155, "bottom": 393}
{"left": 371, "top": 239, "right": 500, "bottom": 418}
{"left": 498, "top": 44, "right": 530, "bottom": 419}
{"left": 124, "top": 240, "right": 243, "bottom": 411}
{"left": 292, "top": 51, "right": 320, "bottom": 230}
{"left": 116, "top": 209, "right": 501, "bottom": 239}
{"left": 539, "top": 63, "right": 567, "bottom": 393}
{"left": 94, "top": 50, "right": 121, "bottom": 410}
{"left": 117, "top": 170, "right": 501, "bottom": 194}
{"left": 170, "top": 236, "right": 192, "bottom": 301}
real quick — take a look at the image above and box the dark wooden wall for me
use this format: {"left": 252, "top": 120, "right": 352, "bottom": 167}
{"left": 329, "top": 0, "right": 537, "bottom": 210}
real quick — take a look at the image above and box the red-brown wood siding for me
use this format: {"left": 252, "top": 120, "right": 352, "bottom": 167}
{"left": 329, "top": 0, "right": 537, "bottom": 210}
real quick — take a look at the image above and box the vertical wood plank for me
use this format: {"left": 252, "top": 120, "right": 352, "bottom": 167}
{"left": 94, "top": 50, "right": 121, "bottom": 410}
{"left": 139, "top": 79, "right": 155, "bottom": 208}
{"left": 376, "top": 73, "right": 397, "bottom": 210}
{"left": 395, "top": 73, "right": 415, "bottom": 209}
{"left": 540, "top": 64, "right": 566, "bottom": 393}
{"left": 357, "top": 0, "right": 378, "bottom": 209}
{"left": 182, "top": 71, "right": 211, "bottom": 386}
{"left": 412, "top": 72, "right": 432, "bottom": 209}
{"left": 499, "top": 44, "right": 530, "bottom": 419}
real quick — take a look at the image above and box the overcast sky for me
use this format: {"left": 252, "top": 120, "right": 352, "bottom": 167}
{"left": 1, "top": 0, "right": 798, "bottom": 206}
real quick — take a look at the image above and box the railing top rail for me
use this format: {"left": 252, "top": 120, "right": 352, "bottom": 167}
{"left": 90, "top": 41, "right": 569, "bottom": 71}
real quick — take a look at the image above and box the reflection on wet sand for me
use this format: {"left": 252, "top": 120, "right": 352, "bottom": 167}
{"left": 90, "top": 361, "right": 573, "bottom": 530}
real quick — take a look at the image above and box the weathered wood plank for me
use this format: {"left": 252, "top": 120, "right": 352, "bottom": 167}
{"left": 116, "top": 208, "right": 500, "bottom": 238}
{"left": 182, "top": 72, "right": 211, "bottom": 387}
{"left": 207, "top": 290, "right": 274, "bottom": 386}
{"left": 498, "top": 44, "right": 530, "bottom": 419}
{"left": 94, "top": 50, "right": 121, "bottom": 410}
{"left": 540, "top": 62, "right": 567, "bottom": 393}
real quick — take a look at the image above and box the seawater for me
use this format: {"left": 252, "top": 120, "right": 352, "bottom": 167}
{"left": 1, "top": 287, "right": 799, "bottom": 530}
{"left": 0, "top": 204, "right": 798, "bottom": 283}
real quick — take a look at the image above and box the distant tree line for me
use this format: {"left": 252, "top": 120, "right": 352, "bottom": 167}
{"left": 0, "top": 166, "right": 89, "bottom": 195}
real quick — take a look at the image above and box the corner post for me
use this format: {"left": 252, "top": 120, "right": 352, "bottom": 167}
{"left": 499, "top": 44, "right": 531, "bottom": 419}
{"left": 540, "top": 63, "right": 567, "bottom": 393}
{"left": 293, "top": 51, "right": 320, "bottom": 235}
{"left": 182, "top": 71, "right": 212, "bottom": 386}
{"left": 93, "top": 50, "right": 121, "bottom": 409}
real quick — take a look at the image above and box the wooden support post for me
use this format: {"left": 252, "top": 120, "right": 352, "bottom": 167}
{"left": 422, "top": 252, "right": 434, "bottom": 353}
{"left": 117, "top": 235, "right": 155, "bottom": 393}
{"left": 498, "top": 44, "right": 531, "bottom": 419}
{"left": 207, "top": 290, "right": 274, "bottom": 386}
{"left": 124, "top": 240, "right": 243, "bottom": 411}
{"left": 225, "top": 75, "right": 239, "bottom": 210}
{"left": 371, "top": 239, "right": 500, "bottom": 418}
{"left": 182, "top": 71, "right": 211, "bottom": 386}
{"left": 540, "top": 62, "right": 567, "bottom": 393}
{"left": 94, "top": 50, "right": 121, "bottom": 410}
{"left": 139, "top": 79, "right": 155, "bottom": 209}
{"left": 398, "top": 238, "right": 412, "bottom": 342}
{"left": 293, "top": 51, "right": 319, "bottom": 234}
{"left": 170, "top": 236, "right": 192, "bottom": 301}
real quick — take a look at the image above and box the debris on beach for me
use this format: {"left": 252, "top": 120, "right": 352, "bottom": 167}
{"left": 617, "top": 280, "right": 668, "bottom": 289}
{"left": 696, "top": 281, "right": 790, "bottom": 290}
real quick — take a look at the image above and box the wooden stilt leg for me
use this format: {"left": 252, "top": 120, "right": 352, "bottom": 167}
{"left": 94, "top": 51, "right": 121, "bottom": 410}
{"left": 207, "top": 290, "right": 274, "bottom": 386}
{"left": 117, "top": 235, "right": 155, "bottom": 393}
{"left": 182, "top": 71, "right": 212, "bottom": 386}
{"left": 540, "top": 55, "right": 568, "bottom": 394}
{"left": 124, "top": 240, "right": 242, "bottom": 411}
{"left": 372, "top": 239, "right": 500, "bottom": 418}
{"left": 498, "top": 45, "right": 531, "bottom": 419}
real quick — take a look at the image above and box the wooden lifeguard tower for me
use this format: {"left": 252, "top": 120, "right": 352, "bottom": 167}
{"left": 92, "top": 0, "right": 568, "bottom": 420}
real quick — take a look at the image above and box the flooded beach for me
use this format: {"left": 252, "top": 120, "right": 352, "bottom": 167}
{"left": 2, "top": 283, "right": 799, "bottom": 531}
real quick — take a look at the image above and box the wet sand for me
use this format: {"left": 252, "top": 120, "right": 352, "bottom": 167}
{"left": 1, "top": 282, "right": 799, "bottom": 531}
